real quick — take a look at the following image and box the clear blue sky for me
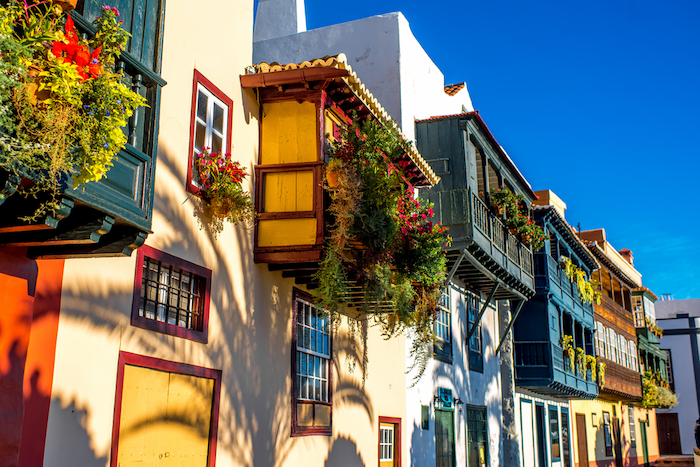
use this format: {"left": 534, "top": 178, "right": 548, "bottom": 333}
{"left": 268, "top": 0, "right": 700, "bottom": 299}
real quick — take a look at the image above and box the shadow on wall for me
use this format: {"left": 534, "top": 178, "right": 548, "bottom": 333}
{"left": 44, "top": 134, "right": 375, "bottom": 466}
{"left": 410, "top": 420, "right": 435, "bottom": 466}
{"left": 44, "top": 398, "right": 107, "bottom": 467}
{"left": 325, "top": 435, "right": 366, "bottom": 467}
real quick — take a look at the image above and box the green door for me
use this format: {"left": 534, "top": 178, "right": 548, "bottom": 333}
{"left": 435, "top": 409, "right": 455, "bottom": 467}
{"left": 639, "top": 422, "right": 649, "bottom": 467}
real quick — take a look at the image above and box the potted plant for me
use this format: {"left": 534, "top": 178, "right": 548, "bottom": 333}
{"left": 576, "top": 347, "right": 586, "bottom": 375}
{"left": 586, "top": 355, "right": 597, "bottom": 382}
{"left": 324, "top": 157, "right": 343, "bottom": 189}
{"left": 0, "top": 2, "right": 146, "bottom": 220}
{"left": 598, "top": 360, "right": 606, "bottom": 387}
{"left": 561, "top": 334, "right": 575, "bottom": 373}
{"left": 195, "top": 148, "right": 255, "bottom": 226}
{"left": 559, "top": 257, "right": 602, "bottom": 305}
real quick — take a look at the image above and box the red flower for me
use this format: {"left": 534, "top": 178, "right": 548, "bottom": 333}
{"left": 51, "top": 17, "right": 102, "bottom": 82}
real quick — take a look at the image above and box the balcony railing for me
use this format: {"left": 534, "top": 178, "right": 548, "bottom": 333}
{"left": 470, "top": 192, "right": 533, "bottom": 277}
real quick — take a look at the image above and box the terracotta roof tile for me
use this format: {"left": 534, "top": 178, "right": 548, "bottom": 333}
{"left": 444, "top": 82, "right": 465, "bottom": 96}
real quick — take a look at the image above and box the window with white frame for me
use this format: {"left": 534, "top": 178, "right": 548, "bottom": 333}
{"left": 597, "top": 322, "right": 606, "bottom": 359}
{"left": 609, "top": 328, "right": 617, "bottom": 363}
{"left": 380, "top": 424, "right": 395, "bottom": 462}
{"left": 292, "top": 292, "right": 332, "bottom": 435}
{"left": 628, "top": 406, "right": 636, "bottom": 448}
{"left": 632, "top": 295, "right": 644, "bottom": 327}
{"left": 629, "top": 340, "right": 638, "bottom": 372}
{"left": 187, "top": 71, "right": 233, "bottom": 193}
{"left": 620, "top": 336, "right": 628, "bottom": 368}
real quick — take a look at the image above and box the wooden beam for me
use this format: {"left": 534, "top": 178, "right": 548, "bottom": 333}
{"left": 466, "top": 282, "right": 499, "bottom": 343}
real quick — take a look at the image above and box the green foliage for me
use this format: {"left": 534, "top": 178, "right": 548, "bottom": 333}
{"left": 560, "top": 256, "right": 602, "bottom": 305}
{"left": 561, "top": 334, "right": 575, "bottom": 373}
{"left": 489, "top": 187, "right": 546, "bottom": 251}
{"left": 576, "top": 347, "right": 586, "bottom": 375}
{"left": 598, "top": 360, "right": 606, "bottom": 388}
{"left": 0, "top": 2, "right": 146, "bottom": 220}
{"left": 586, "top": 354, "right": 598, "bottom": 382}
{"left": 643, "top": 370, "right": 677, "bottom": 408}
{"left": 315, "top": 116, "right": 450, "bottom": 383}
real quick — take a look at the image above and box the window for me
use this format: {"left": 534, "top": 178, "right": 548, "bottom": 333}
{"left": 467, "top": 290, "right": 483, "bottom": 372}
{"left": 665, "top": 349, "right": 675, "bottom": 392}
{"left": 628, "top": 406, "right": 636, "bottom": 448}
{"left": 603, "top": 412, "right": 612, "bottom": 456}
{"left": 608, "top": 328, "right": 617, "bottom": 363}
{"left": 632, "top": 295, "right": 644, "bottom": 327}
{"left": 466, "top": 406, "right": 488, "bottom": 467}
{"left": 131, "top": 245, "right": 211, "bottom": 343}
{"left": 549, "top": 406, "right": 560, "bottom": 461}
{"left": 561, "top": 409, "right": 571, "bottom": 467}
{"left": 434, "top": 287, "right": 452, "bottom": 363}
{"left": 597, "top": 322, "right": 606, "bottom": 359}
{"left": 379, "top": 417, "right": 401, "bottom": 467}
{"left": 629, "top": 340, "right": 638, "bottom": 372}
{"left": 187, "top": 70, "right": 234, "bottom": 194}
{"left": 110, "top": 352, "right": 222, "bottom": 467}
{"left": 619, "top": 336, "right": 628, "bottom": 368}
{"left": 292, "top": 290, "right": 332, "bottom": 436}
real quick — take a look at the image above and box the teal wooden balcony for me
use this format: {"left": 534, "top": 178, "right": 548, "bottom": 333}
{"left": 514, "top": 341, "right": 598, "bottom": 399}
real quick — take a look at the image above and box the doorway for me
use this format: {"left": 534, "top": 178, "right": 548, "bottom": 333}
{"left": 575, "top": 414, "right": 588, "bottom": 467}
{"left": 613, "top": 416, "right": 623, "bottom": 467}
{"left": 639, "top": 421, "right": 649, "bottom": 467}
{"left": 657, "top": 413, "right": 682, "bottom": 455}
{"left": 535, "top": 404, "right": 547, "bottom": 467}
{"left": 435, "top": 409, "right": 455, "bottom": 467}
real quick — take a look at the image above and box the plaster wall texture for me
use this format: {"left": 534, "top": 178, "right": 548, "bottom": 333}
{"left": 568, "top": 399, "right": 659, "bottom": 467}
{"left": 404, "top": 279, "right": 503, "bottom": 467}
{"left": 253, "top": 0, "right": 306, "bottom": 42}
{"left": 656, "top": 315, "right": 699, "bottom": 453}
{"left": 656, "top": 298, "right": 700, "bottom": 319}
{"left": 252, "top": 12, "right": 473, "bottom": 141}
{"left": 43, "top": 0, "right": 408, "bottom": 465}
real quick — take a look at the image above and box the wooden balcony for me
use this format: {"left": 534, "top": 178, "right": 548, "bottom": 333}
{"left": 425, "top": 188, "right": 535, "bottom": 300}
{"left": 514, "top": 340, "right": 598, "bottom": 399}
{"left": 597, "top": 357, "right": 642, "bottom": 401}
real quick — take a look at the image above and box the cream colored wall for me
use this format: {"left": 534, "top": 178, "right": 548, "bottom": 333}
{"left": 570, "top": 400, "right": 659, "bottom": 466}
{"left": 43, "top": 0, "right": 408, "bottom": 465}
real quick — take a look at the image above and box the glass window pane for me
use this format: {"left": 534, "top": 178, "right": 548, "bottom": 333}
{"left": 211, "top": 133, "right": 222, "bottom": 154}
{"left": 197, "top": 91, "right": 208, "bottom": 121}
{"left": 213, "top": 103, "right": 225, "bottom": 133}
{"left": 195, "top": 122, "right": 206, "bottom": 151}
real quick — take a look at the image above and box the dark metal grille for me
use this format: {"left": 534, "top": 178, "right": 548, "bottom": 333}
{"left": 139, "top": 256, "right": 203, "bottom": 330}
{"left": 466, "top": 406, "right": 487, "bottom": 443}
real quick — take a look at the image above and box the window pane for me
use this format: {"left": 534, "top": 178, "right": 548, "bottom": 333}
{"left": 197, "top": 91, "right": 208, "bottom": 121}
{"left": 211, "top": 133, "right": 222, "bottom": 154}
{"left": 213, "top": 103, "right": 225, "bottom": 134}
{"left": 195, "top": 122, "right": 206, "bottom": 152}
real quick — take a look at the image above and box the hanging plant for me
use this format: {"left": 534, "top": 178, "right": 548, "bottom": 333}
{"left": 561, "top": 334, "right": 575, "bottom": 373}
{"left": 314, "top": 116, "right": 450, "bottom": 382}
{"left": 598, "top": 360, "right": 606, "bottom": 388}
{"left": 586, "top": 355, "right": 597, "bottom": 382}
{"left": 576, "top": 347, "right": 586, "bottom": 375}
{"left": 0, "top": 2, "right": 146, "bottom": 220}
{"left": 559, "top": 257, "right": 602, "bottom": 305}
{"left": 195, "top": 147, "right": 254, "bottom": 228}
{"left": 489, "top": 187, "right": 546, "bottom": 251}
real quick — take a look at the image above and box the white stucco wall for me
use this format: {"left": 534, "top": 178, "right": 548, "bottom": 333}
{"left": 514, "top": 392, "right": 571, "bottom": 467}
{"left": 405, "top": 281, "right": 503, "bottom": 467}
{"left": 253, "top": 12, "right": 473, "bottom": 141}
{"left": 656, "top": 298, "right": 700, "bottom": 319}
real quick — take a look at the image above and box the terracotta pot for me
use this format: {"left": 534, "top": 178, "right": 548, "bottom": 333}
{"left": 521, "top": 233, "right": 531, "bottom": 245}
{"left": 326, "top": 168, "right": 339, "bottom": 189}
{"left": 493, "top": 204, "right": 503, "bottom": 216}
{"left": 26, "top": 66, "right": 50, "bottom": 106}
{"left": 51, "top": 0, "right": 78, "bottom": 11}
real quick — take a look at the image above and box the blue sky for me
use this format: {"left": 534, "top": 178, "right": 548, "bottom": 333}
{"left": 293, "top": 0, "right": 700, "bottom": 299}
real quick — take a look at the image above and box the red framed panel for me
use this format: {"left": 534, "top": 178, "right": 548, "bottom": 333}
{"left": 290, "top": 288, "right": 333, "bottom": 437}
{"left": 131, "top": 244, "right": 212, "bottom": 344}
{"left": 186, "top": 69, "right": 234, "bottom": 195}
{"left": 109, "top": 352, "right": 222, "bottom": 467}
{"left": 378, "top": 416, "right": 402, "bottom": 467}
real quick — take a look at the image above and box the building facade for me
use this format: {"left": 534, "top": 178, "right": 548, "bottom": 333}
{"left": 512, "top": 191, "right": 599, "bottom": 467}
{"left": 656, "top": 298, "right": 700, "bottom": 455}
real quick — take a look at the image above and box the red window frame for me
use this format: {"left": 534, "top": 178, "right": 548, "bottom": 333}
{"left": 378, "top": 416, "right": 402, "bottom": 467}
{"left": 109, "top": 352, "right": 222, "bottom": 467}
{"left": 186, "top": 69, "right": 234, "bottom": 195}
{"left": 291, "top": 288, "right": 333, "bottom": 437}
{"left": 131, "top": 245, "right": 212, "bottom": 344}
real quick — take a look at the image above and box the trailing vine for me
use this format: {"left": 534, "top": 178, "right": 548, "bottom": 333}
{"left": 598, "top": 360, "right": 606, "bottom": 387}
{"left": 561, "top": 334, "right": 575, "bottom": 373}
{"left": 586, "top": 354, "right": 597, "bottom": 382}
{"left": 314, "top": 116, "right": 450, "bottom": 383}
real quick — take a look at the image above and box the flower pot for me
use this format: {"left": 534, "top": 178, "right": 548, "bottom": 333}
{"left": 521, "top": 233, "right": 531, "bottom": 245}
{"left": 326, "top": 168, "right": 339, "bottom": 189}
{"left": 493, "top": 204, "right": 503, "bottom": 216}
{"left": 26, "top": 66, "right": 50, "bottom": 106}
{"left": 51, "top": 0, "right": 78, "bottom": 11}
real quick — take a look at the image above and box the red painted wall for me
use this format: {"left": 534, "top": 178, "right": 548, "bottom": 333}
{"left": 0, "top": 248, "right": 64, "bottom": 467}
{"left": 19, "top": 259, "right": 64, "bottom": 467}
{"left": 0, "top": 248, "right": 38, "bottom": 467}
